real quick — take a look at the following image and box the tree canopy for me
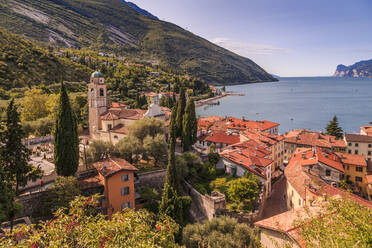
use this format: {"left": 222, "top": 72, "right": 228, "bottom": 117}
{"left": 296, "top": 198, "right": 372, "bottom": 248}
{"left": 182, "top": 216, "right": 261, "bottom": 248}
{"left": 182, "top": 99, "right": 197, "bottom": 151}
{"left": 53, "top": 83, "right": 79, "bottom": 176}
{"left": 325, "top": 115, "right": 343, "bottom": 139}
{"left": 0, "top": 195, "right": 179, "bottom": 248}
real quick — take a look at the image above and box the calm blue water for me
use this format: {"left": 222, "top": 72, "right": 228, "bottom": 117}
{"left": 196, "top": 77, "right": 372, "bottom": 134}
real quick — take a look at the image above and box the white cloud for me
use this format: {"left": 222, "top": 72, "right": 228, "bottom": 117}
{"left": 211, "top": 38, "right": 289, "bottom": 55}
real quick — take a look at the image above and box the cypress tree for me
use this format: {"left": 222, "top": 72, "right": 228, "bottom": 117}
{"left": 1, "top": 100, "right": 39, "bottom": 231}
{"left": 54, "top": 83, "right": 79, "bottom": 176}
{"left": 182, "top": 99, "right": 197, "bottom": 151}
{"left": 2, "top": 99, "right": 39, "bottom": 194}
{"left": 166, "top": 105, "right": 179, "bottom": 193}
{"left": 326, "top": 115, "right": 343, "bottom": 139}
{"left": 159, "top": 182, "right": 184, "bottom": 225}
{"left": 175, "top": 87, "right": 186, "bottom": 138}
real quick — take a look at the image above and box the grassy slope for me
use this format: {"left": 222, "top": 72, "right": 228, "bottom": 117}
{"left": 0, "top": 0, "right": 276, "bottom": 85}
{"left": 0, "top": 28, "right": 91, "bottom": 89}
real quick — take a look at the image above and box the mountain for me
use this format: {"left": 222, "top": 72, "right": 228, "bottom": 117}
{"left": 119, "top": 0, "right": 158, "bottom": 20}
{"left": 0, "top": 0, "right": 276, "bottom": 85}
{"left": 0, "top": 28, "right": 90, "bottom": 90}
{"left": 333, "top": 59, "right": 372, "bottom": 78}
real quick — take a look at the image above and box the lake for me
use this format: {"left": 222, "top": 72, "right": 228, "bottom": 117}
{"left": 196, "top": 77, "right": 372, "bottom": 134}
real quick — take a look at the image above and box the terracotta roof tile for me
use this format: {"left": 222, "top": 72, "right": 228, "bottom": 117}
{"left": 204, "top": 132, "right": 240, "bottom": 145}
{"left": 345, "top": 133, "right": 372, "bottom": 143}
{"left": 284, "top": 130, "right": 346, "bottom": 148}
{"left": 335, "top": 152, "right": 366, "bottom": 167}
{"left": 111, "top": 124, "right": 129, "bottom": 135}
{"left": 92, "top": 157, "right": 138, "bottom": 178}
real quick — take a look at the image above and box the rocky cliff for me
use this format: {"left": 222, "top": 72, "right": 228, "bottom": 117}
{"left": 333, "top": 59, "right": 372, "bottom": 78}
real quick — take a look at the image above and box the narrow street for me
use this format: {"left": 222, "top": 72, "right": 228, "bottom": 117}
{"left": 260, "top": 176, "right": 288, "bottom": 220}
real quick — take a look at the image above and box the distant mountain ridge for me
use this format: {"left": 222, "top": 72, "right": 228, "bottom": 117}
{"left": 334, "top": 59, "right": 372, "bottom": 78}
{"left": 119, "top": 0, "right": 159, "bottom": 20}
{"left": 0, "top": 0, "right": 276, "bottom": 85}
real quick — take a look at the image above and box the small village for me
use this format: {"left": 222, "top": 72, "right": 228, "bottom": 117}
{"left": 1, "top": 71, "right": 371, "bottom": 247}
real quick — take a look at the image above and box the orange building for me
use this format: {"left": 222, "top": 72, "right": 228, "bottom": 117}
{"left": 80, "top": 158, "right": 138, "bottom": 217}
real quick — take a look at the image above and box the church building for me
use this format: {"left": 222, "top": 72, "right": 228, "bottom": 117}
{"left": 88, "top": 71, "right": 170, "bottom": 144}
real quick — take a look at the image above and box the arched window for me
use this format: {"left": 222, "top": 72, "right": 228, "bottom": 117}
{"left": 90, "top": 88, "right": 94, "bottom": 97}
{"left": 99, "top": 88, "right": 104, "bottom": 97}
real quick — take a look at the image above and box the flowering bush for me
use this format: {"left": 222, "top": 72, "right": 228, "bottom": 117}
{"left": 0, "top": 195, "right": 179, "bottom": 247}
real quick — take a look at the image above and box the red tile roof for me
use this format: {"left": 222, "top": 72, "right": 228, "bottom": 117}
{"left": 225, "top": 118, "right": 279, "bottom": 132}
{"left": 92, "top": 158, "right": 138, "bottom": 178}
{"left": 102, "top": 108, "right": 146, "bottom": 121}
{"left": 111, "top": 124, "right": 129, "bottom": 135}
{"left": 289, "top": 147, "right": 344, "bottom": 172}
{"left": 220, "top": 148, "right": 272, "bottom": 179}
{"left": 316, "top": 149, "right": 344, "bottom": 172}
{"left": 285, "top": 159, "right": 312, "bottom": 199}
{"left": 335, "top": 152, "right": 367, "bottom": 167}
{"left": 320, "top": 184, "right": 372, "bottom": 209}
{"left": 111, "top": 102, "right": 127, "bottom": 109}
{"left": 284, "top": 130, "right": 346, "bottom": 148}
{"left": 204, "top": 132, "right": 240, "bottom": 145}
{"left": 345, "top": 133, "right": 372, "bottom": 143}
{"left": 79, "top": 175, "right": 104, "bottom": 190}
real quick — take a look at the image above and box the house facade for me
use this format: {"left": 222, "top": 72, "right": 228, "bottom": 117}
{"left": 80, "top": 158, "right": 138, "bottom": 217}
{"left": 344, "top": 133, "right": 372, "bottom": 161}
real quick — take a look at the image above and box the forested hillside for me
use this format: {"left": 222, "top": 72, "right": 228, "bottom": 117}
{"left": 0, "top": 0, "right": 276, "bottom": 85}
{"left": 0, "top": 28, "right": 90, "bottom": 90}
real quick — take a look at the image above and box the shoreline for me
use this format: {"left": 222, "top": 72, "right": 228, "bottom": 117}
{"left": 195, "top": 92, "right": 244, "bottom": 108}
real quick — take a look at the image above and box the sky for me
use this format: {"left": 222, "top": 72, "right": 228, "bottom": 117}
{"left": 130, "top": 0, "right": 372, "bottom": 77}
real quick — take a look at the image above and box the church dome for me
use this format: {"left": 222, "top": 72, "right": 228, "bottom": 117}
{"left": 91, "top": 71, "right": 103, "bottom": 78}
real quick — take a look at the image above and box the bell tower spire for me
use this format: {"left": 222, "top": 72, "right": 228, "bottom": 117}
{"left": 88, "top": 71, "right": 107, "bottom": 137}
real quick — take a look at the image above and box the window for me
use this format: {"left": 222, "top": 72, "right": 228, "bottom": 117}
{"left": 325, "top": 169, "right": 331, "bottom": 177}
{"left": 121, "top": 202, "right": 132, "bottom": 210}
{"left": 99, "top": 88, "right": 104, "bottom": 96}
{"left": 122, "top": 174, "right": 130, "bottom": 182}
{"left": 369, "top": 144, "right": 372, "bottom": 148}
{"left": 348, "top": 150, "right": 352, "bottom": 154}
{"left": 354, "top": 150, "right": 358, "bottom": 155}
{"left": 355, "top": 143, "right": 359, "bottom": 147}
{"left": 121, "top": 187, "right": 130, "bottom": 196}
{"left": 355, "top": 176, "right": 362, "bottom": 182}
{"left": 356, "top": 167, "right": 363, "bottom": 172}
{"left": 348, "top": 143, "right": 352, "bottom": 146}
{"left": 107, "top": 124, "right": 112, "bottom": 130}
{"left": 368, "top": 151, "right": 371, "bottom": 156}
{"left": 114, "top": 135, "right": 118, "bottom": 139}
{"left": 347, "top": 165, "right": 349, "bottom": 170}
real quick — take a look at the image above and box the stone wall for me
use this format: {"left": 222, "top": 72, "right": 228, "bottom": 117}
{"left": 135, "top": 169, "right": 166, "bottom": 190}
{"left": 17, "top": 191, "right": 48, "bottom": 218}
{"left": 183, "top": 181, "right": 226, "bottom": 221}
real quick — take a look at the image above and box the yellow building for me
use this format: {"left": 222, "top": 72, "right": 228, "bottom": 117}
{"left": 336, "top": 152, "right": 369, "bottom": 197}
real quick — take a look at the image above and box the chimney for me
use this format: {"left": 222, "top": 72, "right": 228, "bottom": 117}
{"left": 240, "top": 160, "right": 243, "bottom": 165}
{"left": 242, "top": 116, "right": 246, "bottom": 121}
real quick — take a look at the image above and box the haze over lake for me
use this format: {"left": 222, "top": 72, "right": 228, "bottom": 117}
{"left": 196, "top": 77, "right": 372, "bottom": 134}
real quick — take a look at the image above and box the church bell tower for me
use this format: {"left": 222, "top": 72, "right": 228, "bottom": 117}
{"left": 88, "top": 71, "right": 107, "bottom": 137}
